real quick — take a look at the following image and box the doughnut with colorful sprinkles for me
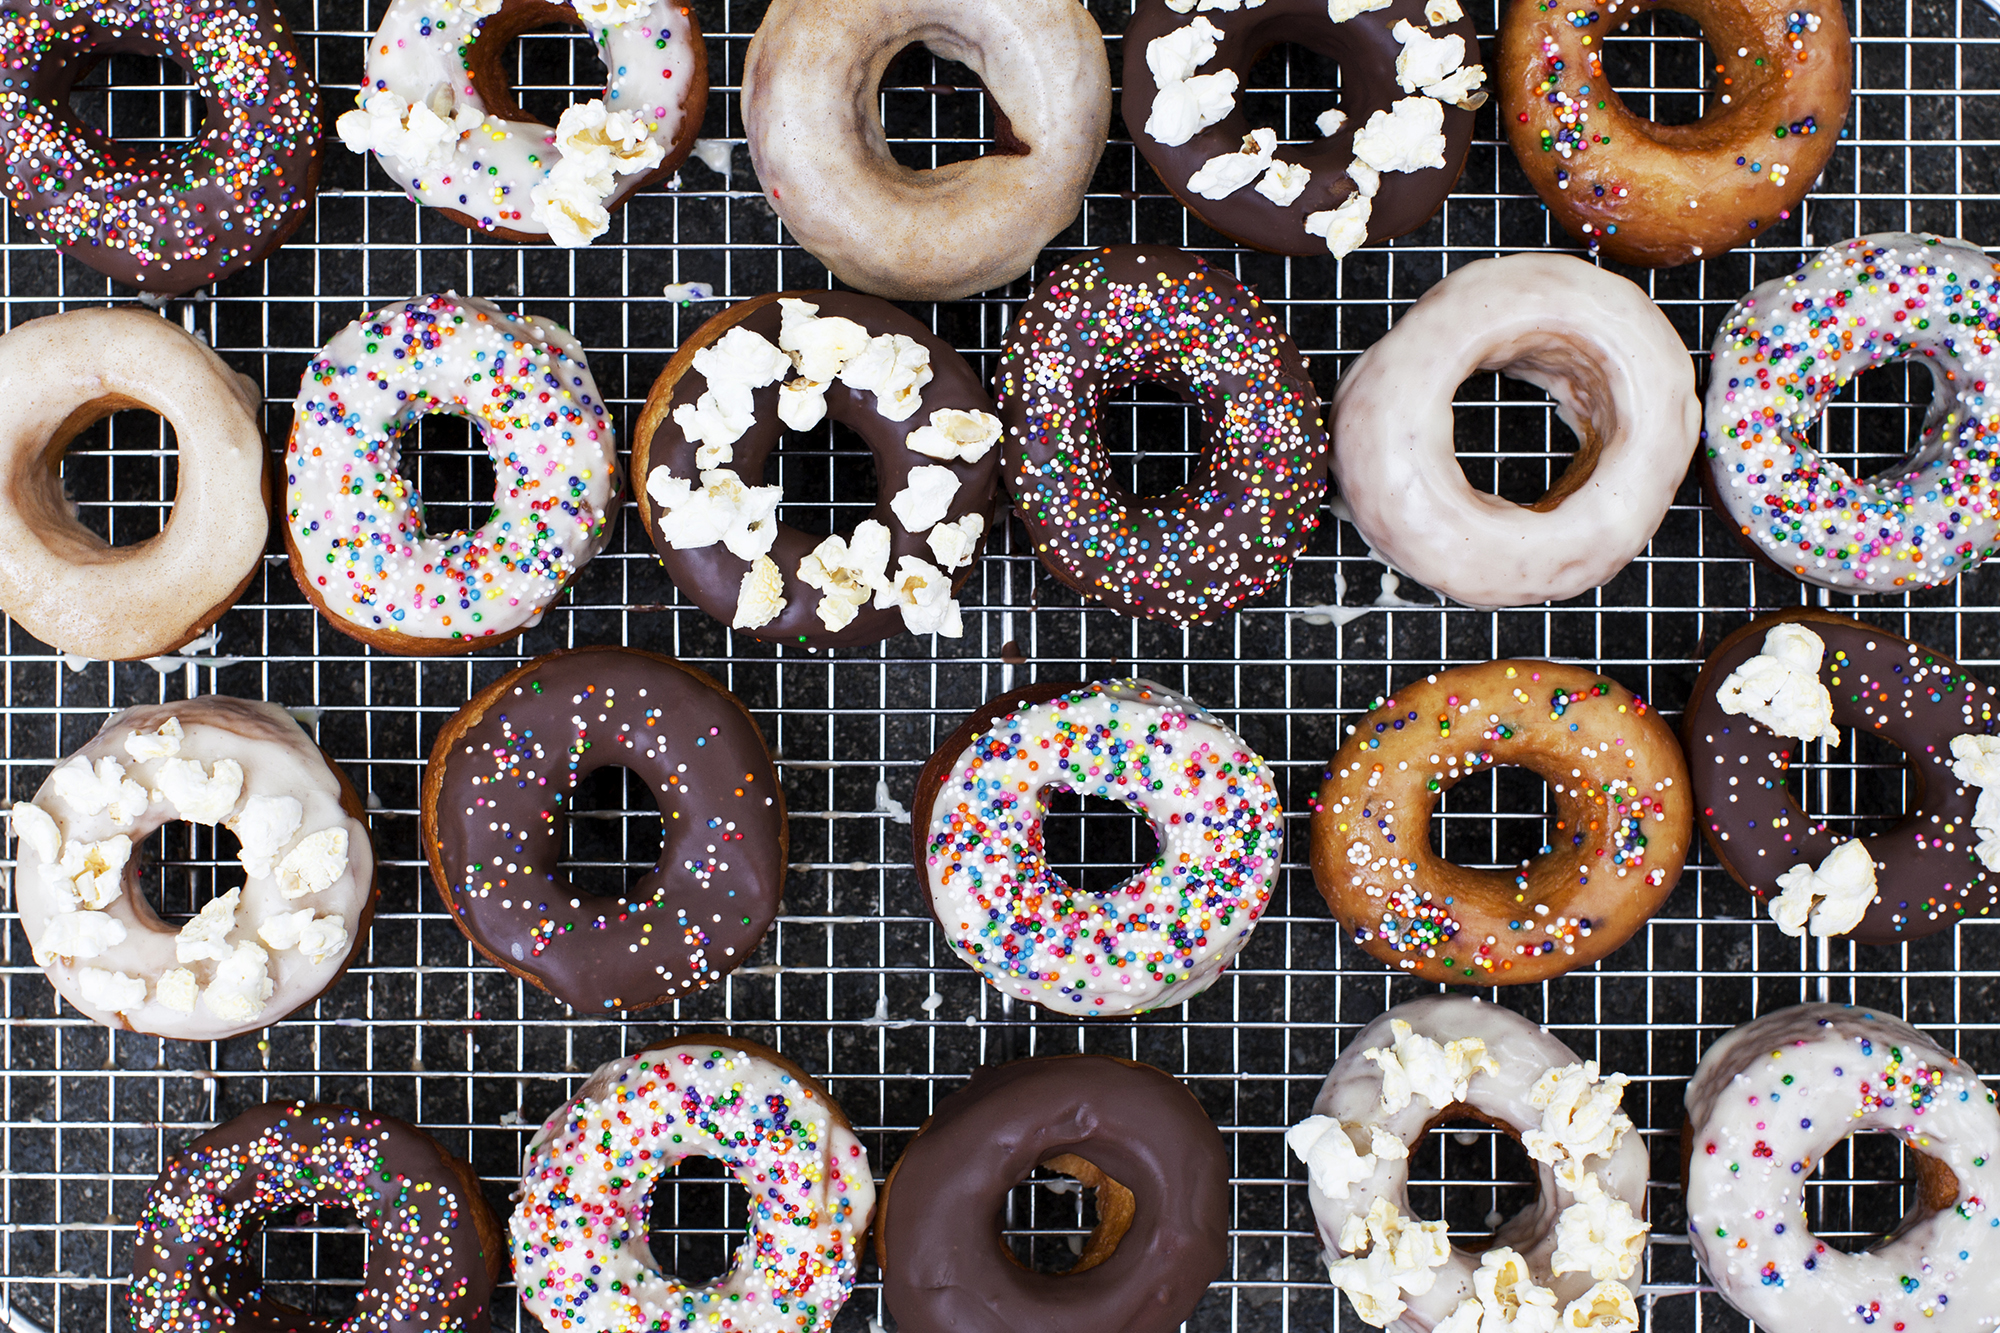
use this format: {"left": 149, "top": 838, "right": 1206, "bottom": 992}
{"left": 513, "top": 1039, "right": 874, "bottom": 1333}
{"left": 1309, "top": 660, "right": 1691, "bottom": 985}
{"left": 1701, "top": 233, "right": 2000, "bottom": 592}
{"left": 1684, "top": 1004, "right": 2000, "bottom": 1332}
{"left": 285, "top": 293, "right": 620, "bottom": 654}
{"left": 913, "top": 678, "right": 1284, "bottom": 1016}
{"left": 0, "top": 0, "right": 321, "bottom": 293}
{"left": 129, "top": 1100, "right": 503, "bottom": 1333}
{"left": 994, "top": 245, "right": 1328, "bottom": 625}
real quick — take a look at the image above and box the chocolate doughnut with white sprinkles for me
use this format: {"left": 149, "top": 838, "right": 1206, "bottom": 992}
{"left": 421, "top": 646, "right": 786, "bottom": 1013}
{"left": 994, "top": 245, "right": 1328, "bottom": 625}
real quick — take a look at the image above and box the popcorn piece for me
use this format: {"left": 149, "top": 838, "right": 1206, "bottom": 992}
{"left": 1316, "top": 107, "right": 1347, "bottom": 136}
{"left": 889, "top": 465, "right": 963, "bottom": 534}
{"left": 58, "top": 834, "right": 132, "bottom": 910}
{"left": 674, "top": 325, "right": 794, "bottom": 451}
{"left": 927, "top": 513, "right": 986, "bottom": 571}
{"left": 1329, "top": 0, "right": 1392, "bottom": 18}
{"left": 1474, "top": 1248, "right": 1560, "bottom": 1333}
{"left": 277, "top": 829, "right": 350, "bottom": 900}
{"left": 9, "top": 800, "right": 60, "bottom": 864}
{"left": 838, "top": 335, "right": 933, "bottom": 422}
{"left": 1426, "top": 64, "right": 1489, "bottom": 108}
{"left": 574, "top": 0, "right": 648, "bottom": 24}
{"left": 798, "top": 521, "right": 892, "bottom": 632}
{"left": 336, "top": 88, "right": 482, "bottom": 173}
{"left": 1352, "top": 97, "right": 1448, "bottom": 173}
{"left": 1348, "top": 160, "right": 1382, "bottom": 198}
{"left": 177, "top": 887, "right": 242, "bottom": 964}
{"left": 257, "top": 907, "right": 316, "bottom": 952}
{"left": 1325, "top": 1247, "right": 1409, "bottom": 1327}
{"left": 1425, "top": 0, "right": 1464, "bottom": 20}
{"left": 1392, "top": 20, "right": 1467, "bottom": 95}
{"left": 123, "top": 716, "right": 184, "bottom": 761}
{"left": 1715, "top": 622, "right": 1840, "bottom": 745}
{"left": 1285, "top": 1115, "right": 1377, "bottom": 1199}
{"left": 1146, "top": 17, "right": 1225, "bottom": 85}
{"left": 732, "top": 555, "right": 787, "bottom": 630}
{"left": 1367, "top": 1125, "right": 1409, "bottom": 1160}
{"left": 1324, "top": 1198, "right": 1451, "bottom": 1326}
{"left": 260, "top": 909, "right": 349, "bottom": 965}
{"left": 1305, "top": 191, "right": 1373, "bottom": 258}
{"left": 1561, "top": 1281, "right": 1639, "bottom": 1332}
{"left": 776, "top": 378, "right": 831, "bottom": 431}
{"left": 531, "top": 156, "right": 615, "bottom": 247}
{"left": 905, "top": 408, "right": 1002, "bottom": 464}
{"left": 875, "top": 556, "right": 964, "bottom": 638}
{"left": 1524, "top": 1061, "right": 1633, "bottom": 1172}
{"left": 32, "top": 910, "right": 125, "bottom": 966}
{"left": 79, "top": 967, "right": 148, "bottom": 1015}
{"left": 49, "top": 755, "right": 150, "bottom": 827}
{"left": 156, "top": 967, "right": 199, "bottom": 1014}
{"left": 647, "top": 467, "right": 784, "bottom": 561}
{"left": 203, "top": 940, "right": 274, "bottom": 1023}
{"left": 229, "top": 794, "right": 303, "bottom": 879}
{"left": 1950, "top": 733, "right": 2000, "bottom": 869}
{"left": 1188, "top": 128, "right": 1277, "bottom": 199}
{"left": 1433, "top": 1301, "right": 1483, "bottom": 1333}
{"left": 155, "top": 757, "right": 244, "bottom": 825}
{"left": 554, "top": 99, "right": 665, "bottom": 178}
{"left": 1361, "top": 1017, "right": 1499, "bottom": 1113}
{"left": 1145, "top": 70, "right": 1240, "bottom": 148}
{"left": 1256, "top": 160, "right": 1312, "bottom": 206}
{"left": 1769, "top": 837, "right": 1877, "bottom": 938}
{"left": 778, "top": 299, "right": 871, "bottom": 382}
{"left": 1552, "top": 1176, "right": 1649, "bottom": 1281}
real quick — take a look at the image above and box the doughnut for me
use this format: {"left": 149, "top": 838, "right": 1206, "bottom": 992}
{"left": 285, "top": 293, "right": 621, "bottom": 654}
{"left": 1330, "top": 251, "right": 1699, "bottom": 607}
{"left": 740, "top": 0, "right": 1109, "bottom": 301}
{"left": 1498, "top": 0, "right": 1849, "bottom": 265}
{"left": 12, "top": 697, "right": 376, "bottom": 1040}
{"left": 1684, "top": 1004, "right": 2000, "bottom": 1330}
{"left": 877, "top": 1054, "right": 1229, "bottom": 1333}
{"left": 0, "top": 308, "right": 269, "bottom": 661}
{"left": 633, "top": 292, "right": 1002, "bottom": 649}
{"left": 1309, "top": 660, "right": 1691, "bottom": 984}
{"left": 0, "top": 0, "right": 320, "bottom": 294}
{"left": 1700, "top": 233, "right": 2000, "bottom": 592}
{"left": 912, "top": 678, "right": 1283, "bottom": 1016}
{"left": 1683, "top": 610, "right": 2000, "bottom": 942}
{"left": 339, "top": 0, "right": 705, "bottom": 246}
{"left": 994, "top": 245, "right": 1329, "bottom": 624}
{"left": 421, "top": 646, "right": 786, "bottom": 1014}
{"left": 130, "top": 1100, "right": 503, "bottom": 1333}
{"left": 1123, "top": 0, "right": 1483, "bottom": 257}
{"left": 513, "top": 1037, "right": 874, "bottom": 1333}
{"left": 1290, "top": 996, "right": 1651, "bottom": 1330}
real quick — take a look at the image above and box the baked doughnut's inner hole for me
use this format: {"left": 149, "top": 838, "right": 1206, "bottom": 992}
{"left": 1595, "top": 8, "right": 1710, "bottom": 128}
{"left": 67, "top": 50, "right": 207, "bottom": 156}
{"left": 759, "top": 419, "right": 881, "bottom": 539}
{"left": 1095, "top": 382, "right": 1206, "bottom": 499}
{"left": 472, "top": 5, "right": 611, "bottom": 129}
{"left": 54, "top": 405, "right": 179, "bottom": 547}
{"left": 1236, "top": 45, "right": 1346, "bottom": 137}
{"left": 259, "top": 1202, "right": 366, "bottom": 1322}
{"left": 1816, "top": 358, "right": 1956, "bottom": 484}
{"left": 561, "top": 764, "right": 666, "bottom": 900}
{"left": 392, "top": 414, "right": 501, "bottom": 542}
{"left": 1040, "top": 789, "right": 1160, "bottom": 899}
{"left": 131, "top": 821, "right": 247, "bottom": 928}
{"left": 1431, "top": 766, "right": 1559, "bottom": 871}
{"left": 643, "top": 1153, "right": 755, "bottom": 1282}
{"left": 1001, "top": 1153, "right": 1136, "bottom": 1274}
{"left": 1404, "top": 1115, "right": 1539, "bottom": 1246}
{"left": 1450, "top": 372, "right": 1592, "bottom": 510}
{"left": 1804, "top": 1131, "right": 1959, "bottom": 1253}
{"left": 1781, "top": 728, "right": 1909, "bottom": 842}
{"left": 878, "top": 47, "right": 1023, "bottom": 170}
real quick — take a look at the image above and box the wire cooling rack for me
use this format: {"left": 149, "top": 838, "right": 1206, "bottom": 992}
{"left": 5, "top": 0, "right": 2000, "bottom": 1330}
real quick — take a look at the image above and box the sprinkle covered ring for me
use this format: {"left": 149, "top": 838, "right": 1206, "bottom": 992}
{"left": 513, "top": 1038, "right": 876, "bottom": 1333}
{"left": 1309, "top": 660, "right": 1691, "bottom": 984}
{"left": 1701, "top": 233, "right": 2000, "bottom": 592}
{"left": 914, "top": 678, "right": 1284, "bottom": 1016}
{"left": 995, "top": 245, "right": 1328, "bottom": 625}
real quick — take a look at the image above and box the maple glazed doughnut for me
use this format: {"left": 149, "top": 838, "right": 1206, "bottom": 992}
{"left": 740, "top": 0, "right": 1110, "bottom": 301}
{"left": 1499, "top": 0, "right": 1850, "bottom": 265}
{"left": 1309, "top": 660, "right": 1692, "bottom": 984}
{"left": 0, "top": 308, "right": 269, "bottom": 661}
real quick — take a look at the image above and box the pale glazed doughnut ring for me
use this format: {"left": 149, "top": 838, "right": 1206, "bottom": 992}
{"left": 1331, "top": 252, "right": 1699, "bottom": 607}
{"left": 0, "top": 308, "right": 269, "bottom": 660}
{"left": 740, "top": 0, "right": 1110, "bottom": 301}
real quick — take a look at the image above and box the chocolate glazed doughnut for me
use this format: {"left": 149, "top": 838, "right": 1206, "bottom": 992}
{"left": 878, "top": 1055, "right": 1231, "bottom": 1333}
{"left": 422, "top": 646, "right": 787, "bottom": 1013}
{"left": 1683, "top": 610, "right": 2000, "bottom": 942}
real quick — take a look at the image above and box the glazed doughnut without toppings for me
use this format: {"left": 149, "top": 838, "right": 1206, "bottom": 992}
{"left": 1290, "top": 997, "right": 1651, "bottom": 1330}
{"left": 1683, "top": 610, "right": 2000, "bottom": 943}
{"left": 513, "top": 1038, "right": 874, "bottom": 1333}
{"left": 285, "top": 293, "right": 620, "bottom": 653}
{"left": 0, "top": 308, "right": 269, "bottom": 661}
{"left": 1309, "top": 660, "right": 1691, "bottom": 984}
{"left": 0, "top": 0, "right": 320, "bottom": 293}
{"left": 633, "top": 291, "right": 1002, "bottom": 648}
{"left": 339, "top": 0, "right": 705, "bottom": 246}
{"left": 1499, "top": 0, "right": 1850, "bottom": 265}
{"left": 421, "top": 647, "right": 786, "bottom": 1014}
{"left": 878, "top": 1055, "right": 1229, "bottom": 1333}
{"left": 1685, "top": 1005, "right": 2000, "bottom": 1331}
{"left": 740, "top": 0, "right": 1110, "bottom": 301}
{"left": 131, "top": 1100, "right": 503, "bottom": 1333}
{"left": 995, "top": 245, "right": 1328, "bottom": 625}
{"left": 1330, "top": 252, "right": 1699, "bottom": 607}
{"left": 1701, "top": 233, "right": 2000, "bottom": 592}
{"left": 12, "top": 697, "right": 375, "bottom": 1041}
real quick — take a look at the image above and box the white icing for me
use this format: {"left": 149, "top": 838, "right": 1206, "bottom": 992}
{"left": 1188, "top": 129, "right": 1278, "bottom": 199}
{"left": 798, "top": 521, "right": 893, "bottom": 631}
{"left": 888, "top": 465, "right": 962, "bottom": 533}
{"left": 1256, "top": 160, "right": 1311, "bottom": 205}
{"left": 1351, "top": 97, "right": 1449, "bottom": 173}
{"left": 1716, "top": 623, "right": 1841, "bottom": 744}
{"left": 1950, "top": 733, "right": 2000, "bottom": 869}
{"left": 1768, "top": 836, "right": 1877, "bottom": 937}
{"left": 1361, "top": 1017, "right": 1499, "bottom": 1113}
{"left": 836, "top": 334, "right": 932, "bottom": 422}
{"left": 875, "top": 555, "right": 962, "bottom": 638}
{"left": 575, "top": 0, "right": 648, "bottom": 24}
{"left": 905, "top": 408, "right": 1002, "bottom": 463}
{"left": 926, "top": 513, "right": 985, "bottom": 570}
{"left": 1145, "top": 71, "right": 1239, "bottom": 148}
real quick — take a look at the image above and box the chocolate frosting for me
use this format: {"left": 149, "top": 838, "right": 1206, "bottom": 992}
{"left": 1683, "top": 611, "right": 2000, "bottom": 943}
{"left": 1121, "top": 0, "right": 1476, "bottom": 254}
{"left": 641, "top": 292, "right": 1000, "bottom": 649}
{"left": 129, "top": 1101, "right": 498, "bottom": 1333}
{"left": 880, "top": 1055, "right": 1230, "bottom": 1333}
{"left": 425, "top": 646, "right": 786, "bottom": 1012}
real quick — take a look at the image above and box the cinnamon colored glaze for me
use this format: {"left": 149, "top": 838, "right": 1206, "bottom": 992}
{"left": 878, "top": 1055, "right": 1230, "bottom": 1333}
{"left": 423, "top": 646, "right": 787, "bottom": 1013}
{"left": 1122, "top": 0, "right": 1476, "bottom": 254}
{"left": 633, "top": 292, "right": 1000, "bottom": 649}
{"left": 1683, "top": 610, "right": 2000, "bottom": 943}
{"left": 910, "top": 679, "right": 1082, "bottom": 878}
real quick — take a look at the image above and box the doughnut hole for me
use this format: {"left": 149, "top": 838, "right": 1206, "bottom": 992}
{"left": 1403, "top": 1113, "right": 1540, "bottom": 1246}
{"left": 395, "top": 413, "right": 502, "bottom": 542}
{"left": 470, "top": 3, "right": 612, "bottom": 129}
{"left": 55, "top": 405, "right": 180, "bottom": 547}
{"left": 256, "top": 1202, "right": 366, "bottom": 1322}
{"left": 1815, "top": 356, "right": 1956, "bottom": 485}
{"left": 1593, "top": 7, "right": 1711, "bottom": 127}
{"left": 645, "top": 1153, "right": 757, "bottom": 1283}
{"left": 560, "top": 765, "right": 667, "bottom": 901}
{"left": 879, "top": 48, "right": 1024, "bottom": 171}
{"left": 1001, "top": 1154, "right": 1135, "bottom": 1274}
{"left": 761, "top": 419, "right": 882, "bottom": 540}
{"left": 1804, "top": 1131, "right": 1960, "bottom": 1254}
{"left": 132, "top": 819, "right": 246, "bottom": 929}
{"left": 67, "top": 49, "right": 206, "bottom": 156}
{"left": 1094, "top": 381, "right": 1204, "bottom": 500}
{"left": 1774, "top": 727, "right": 1911, "bottom": 844}
{"left": 1236, "top": 43, "right": 1345, "bottom": 140}
{"left": 1431, "top": 765, "right": 1560, "bottom": 872}
{"left": 1039, "top": 789, "right": 1161, "bottom": 900}
{"left": 1450, "top": 372, "right": 1592, "bottom": 509}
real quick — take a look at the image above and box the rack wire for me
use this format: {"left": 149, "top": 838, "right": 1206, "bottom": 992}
{"left": 4, "top": 0, "right": 2000, "bottom": 1330}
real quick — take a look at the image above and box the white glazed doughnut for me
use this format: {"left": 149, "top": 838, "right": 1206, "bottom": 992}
{"left": 0, "top": 308, "right": 268, "bottom": 661}
{"left": 1685, "top": 1004, "right": 2000, "bottom": 1331}
{"left": 10, "top": 697, "right": 375, "bottom": 1041}
{"left": 338, "top": 0, "right": 705, "bottom": 246}
{"left": 512, "top": 1038, "right": 875, "bottom": 1333}
{"left": 740, "top": 0, "right": 1110, "bottom": 301}
{"left": 1331, "top": 252, "right": 1700, "bottom": 607}
{"left": 284, "top": 293, "right": 620, "bottom": 654}
{"left": 1289, "top": 997, "right": 1651, "bottom": 1331}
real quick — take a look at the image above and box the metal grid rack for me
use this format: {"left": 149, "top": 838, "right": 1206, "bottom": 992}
{"left": 5, "top": 0, "right": 2000, "bottom": 1330}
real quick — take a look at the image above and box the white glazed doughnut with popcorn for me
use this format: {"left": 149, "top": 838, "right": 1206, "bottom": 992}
{"left": 338, "top": 0, "right": 705, "bottom": 245}
{"left": 11, "top": 697, "right": 374, "bottom": 1041}
{"left": 1289, "top": 997, "right": 1650, "bottom": 1329}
